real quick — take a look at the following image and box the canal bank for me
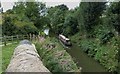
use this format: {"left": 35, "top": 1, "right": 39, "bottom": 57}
{"left": 64, "top": 43, "right": 107, "bottom": 72}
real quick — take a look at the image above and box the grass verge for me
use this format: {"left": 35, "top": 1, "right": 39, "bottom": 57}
{"left": 2, "top": 43, "right": 18, "bottom": 72}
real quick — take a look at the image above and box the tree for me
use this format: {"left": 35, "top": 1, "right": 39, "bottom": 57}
{"left": 25, "top": 1, "right": 47, "bottom": 29}
{"left": 13, "top": 2, "right": 26, "bottom": 14}
{"left": 25, "top": 2, "right": 40, "bottom": 21}
{"left": 107, "top": 2, "right": 120, "bottom": 34}
{"left": 56, "top": 4, "right": 69, "bottom": 11}
{"left": 47, "top": 4, "right": 68, "bottom": 34}
{"left": 78, "top": 2, "right": 106, "bottom": 37}
{"left": 63, "top": 10, "right": 79, "bottom": 36}
{"left": 2, "top": 16, "right": 16, "bottom": 36}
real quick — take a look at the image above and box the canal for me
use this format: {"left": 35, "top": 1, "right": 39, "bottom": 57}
{"left": 64, "top": 44, "right": 107, "bottom": 72}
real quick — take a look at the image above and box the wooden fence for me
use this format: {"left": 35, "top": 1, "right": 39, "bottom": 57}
{"left": 0, "top": 34, "right": 38, "bottom": 46}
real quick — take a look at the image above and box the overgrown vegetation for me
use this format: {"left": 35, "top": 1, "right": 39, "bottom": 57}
{"left": 71, "top": 33, "right": 119, "bottom": 72}
{"left": 35, "top": 37, "right": 80, "bottom": 72}
{"left": 68, "top": 2, "right": 120, "bottom": 73}
{"left": 74, "top": 2, "right": 119, "bottom": 73}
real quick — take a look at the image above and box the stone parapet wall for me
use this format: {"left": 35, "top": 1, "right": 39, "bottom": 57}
{"left": 6, "top": 40, "right": 50, "bottom": 72}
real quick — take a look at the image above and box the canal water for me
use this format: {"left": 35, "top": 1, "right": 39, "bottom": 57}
{"left": 64, "top": 44, "right": 107, "bottom": 72}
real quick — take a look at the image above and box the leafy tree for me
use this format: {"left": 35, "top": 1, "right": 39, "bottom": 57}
{"left": 25, "top": 1, "right": 46, "bottom": 29}
{"left": 25, "top": 2, "right": 40, "bottom": 22}
{"left": 2, "top": 16, "right": 16, "bottom": 36}
{"left": 47, "top": 4, "right": 68, "bottom": 34}
{"left": 13, "top": 2, "right": 26, "bottom": 14}
{"left": 56, "top": 4, "right": 68, "bottom": 11}
{"left": 63, "top": 10, "right": 79, "bottom": 36}
{"left": 107, "top": 2, "right": 120, "bottom": 34}
{"left": 2, "top": 11, "right": 38, "bottom": 35}
{"left": 78, "top": 2, "right": 106, "bottom": 37}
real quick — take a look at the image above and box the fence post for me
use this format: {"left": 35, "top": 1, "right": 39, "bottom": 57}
{"left": 22, "top": 35, "right": 24, "bottom": 40}
{"left": 27, "top": 34, "right": 29, "bottom": 40}
{"left": 16, "top": 35, "right": 19, "bottom": 43}
{"left": 30, "top": 33, "right": 32, "bottom": 41}
{"left": 33, "top": 34, "right": 35, "bottom": 41}
{"left": 35, "top": 35, "right": 37, "bottom": 41}
{"left": 38, "top": 35, "right": 40, "bottom": 42}
{"left": 11, "top": 36, "right": 13, "bottom": 42}
{"left": 4, "top": 36, "right": 6, "bottom": 46}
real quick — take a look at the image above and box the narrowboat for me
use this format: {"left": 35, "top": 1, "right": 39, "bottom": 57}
{"left": 59, "top": 34, "right": 72, "bottom": 46}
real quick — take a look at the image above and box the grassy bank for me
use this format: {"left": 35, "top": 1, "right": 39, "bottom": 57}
{"left": 71, "top": 33, "right": 119, "bottom": 72}
{"left": 35, "top": 37, "right": 80, "bottom": 72}
{"left": 2, "top": 43, "right": 18, "bottom": 72}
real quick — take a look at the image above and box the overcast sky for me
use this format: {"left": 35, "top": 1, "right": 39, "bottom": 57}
{"left": 1, "top": 0, "right": 118, "bottom": 12}
{"left": 1, "top": 0, "right": 80, "bottom": 12}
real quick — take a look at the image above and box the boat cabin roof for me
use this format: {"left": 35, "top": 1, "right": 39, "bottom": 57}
{"left": 59, "top": 34, "right": 70, "bottom": 41}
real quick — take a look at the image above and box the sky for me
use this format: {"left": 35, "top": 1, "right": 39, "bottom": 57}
{"left": 1, "top": 0, "right": 119, "bottom": 12}
{"left": 0, "top": 0, "right": 80, "bottom": 12}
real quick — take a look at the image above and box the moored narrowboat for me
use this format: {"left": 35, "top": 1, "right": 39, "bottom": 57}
{"left": 59, "top": 34, "right": 72, "bottom": 46}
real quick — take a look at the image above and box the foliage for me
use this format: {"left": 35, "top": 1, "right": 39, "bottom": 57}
{"left": 47, "top": 4, "right": 68, "bottom": 34}
{"left": 25, "top": 2, "right": 43, "bottom": 28}
{"left": 95, "top": 37, "right": 119, "bottom": 72}
{"left": 71, "top": 3, "right": 120, "bottom": 71}
{"left": 106, "top": 2, "right": 120, "bottom": 34}
{"left": 71, "top": 2, "right": 119, "bottom": 72}
{"left": 2, "top": 1, "right": 48, "bottom": 36}
{"left": 71, "top": 32, "right": 119, "bottom": 72}
{"left": 78, "top": 2, "right": 106, "bottom": 36}
{"left": 2, "top": 15, "right": 16, "bottom": 36}
{"left": 13, "top": 2, "right": 26, "bottom": 15}
{"left": 2, "top": 14, "right": 38, "bottom": 36}
{"left": 63, "top": 10, "right": 79, "bottom": 36}
{"left": 35, "top": 37, "right": 80, "bottom": 72}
